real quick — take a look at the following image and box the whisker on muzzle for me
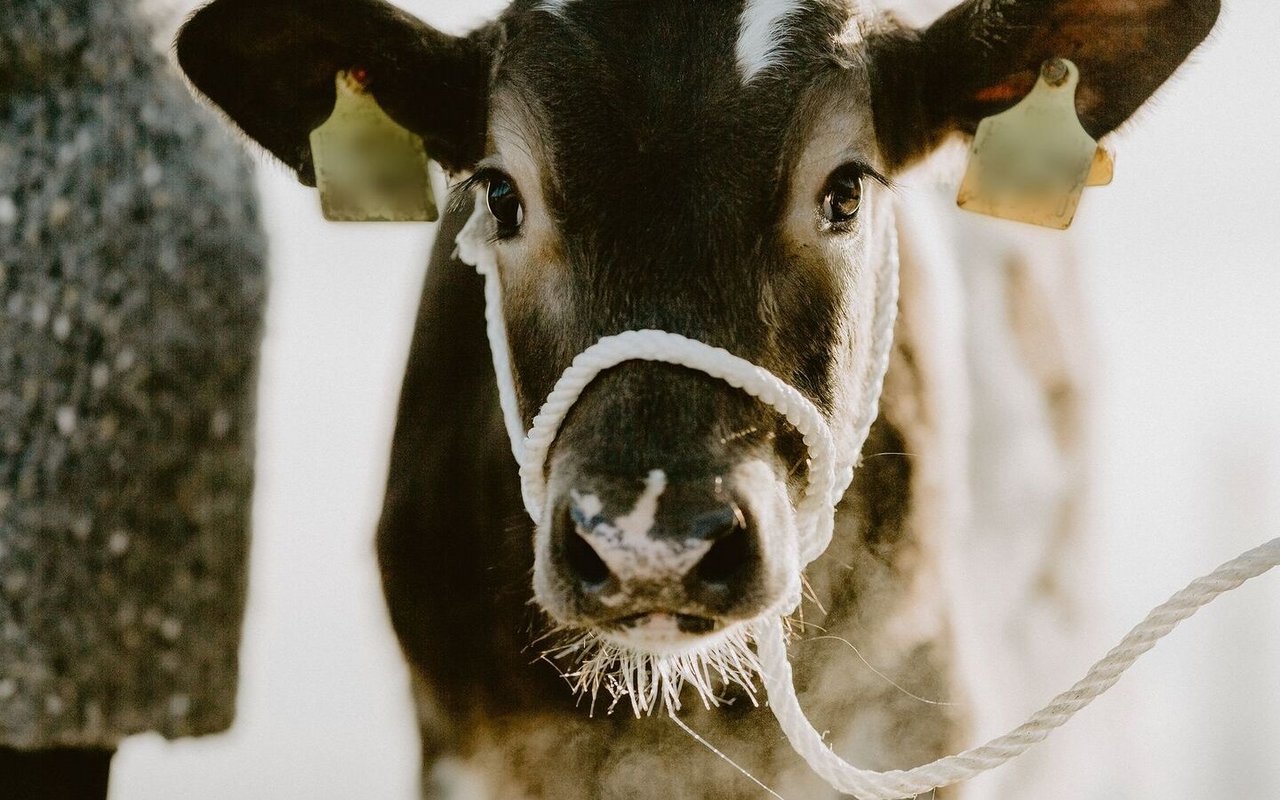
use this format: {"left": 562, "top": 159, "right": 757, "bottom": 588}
{"left": 540, "top": 622, "right": 766, "bottom": 718}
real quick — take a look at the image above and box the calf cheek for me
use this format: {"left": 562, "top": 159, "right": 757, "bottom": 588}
{"left": 760, "top": 254, "right": 853, "bottom": 484}
{"left": 503, "top": 292, "right": 580, "bottom": 425}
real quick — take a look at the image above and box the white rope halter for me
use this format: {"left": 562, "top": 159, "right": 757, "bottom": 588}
{"left": 455, "top": 195, "right": 1280, "bottom": 799}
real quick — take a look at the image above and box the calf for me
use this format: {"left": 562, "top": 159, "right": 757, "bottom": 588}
{"left": 177, "top": 0, "right": 1218, "bottom": 796}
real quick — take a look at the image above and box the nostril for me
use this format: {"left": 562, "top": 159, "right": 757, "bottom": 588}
{"left": 690, "top": 505, "right": 742, "bottom": 542}
{"left": 563, "top": 511, "right": 611, "bottom": 589}
{"left": 694, "top": 521, "right": 753, "bottom": 586}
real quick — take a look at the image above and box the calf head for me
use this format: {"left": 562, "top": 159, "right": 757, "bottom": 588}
{"left": 180, "top": 0, "right": 1217, "bottom": 703}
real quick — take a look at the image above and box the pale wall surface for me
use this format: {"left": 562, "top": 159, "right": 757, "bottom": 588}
{"left": 112, "top": 1, "right": 1280, "bottom": 798}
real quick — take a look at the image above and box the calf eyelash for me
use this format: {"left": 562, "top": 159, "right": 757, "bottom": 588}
{"left": 448, "top": 167, "right": 505, "bottom": 211}
{"left": 846, "top": 160, "right": 895, "bottom": 190}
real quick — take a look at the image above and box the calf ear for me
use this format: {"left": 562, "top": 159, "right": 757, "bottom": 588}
{"left": 176, "top": 0, "right": 493, "bottom": 184}
{"left": 868, "top": 0, "right": 1221, "bottom": 168}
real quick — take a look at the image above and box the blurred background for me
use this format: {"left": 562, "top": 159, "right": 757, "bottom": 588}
{"left": 109, "top": 0, "right": 1279, "bottom": 798}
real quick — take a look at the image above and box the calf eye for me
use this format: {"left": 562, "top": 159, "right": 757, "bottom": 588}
{"left": 485, "top": 172, "right": 524, "bottom": 236}
{"left": 819, "top": 165, "right": 864, "bottom": 229}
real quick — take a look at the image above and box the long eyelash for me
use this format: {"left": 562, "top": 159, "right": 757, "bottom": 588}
{"left": 448, "top": 167, "right": 503, "bottom": 212}
{"left": 450, "top": 168, "right": 518, "bottom": 245}
{"left": 855, "top": 162, "right": 895, "bottom": 191}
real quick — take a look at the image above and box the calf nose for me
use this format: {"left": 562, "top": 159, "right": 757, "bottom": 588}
{"left": 553, "top": 473, "right": 760, "bottom": 613}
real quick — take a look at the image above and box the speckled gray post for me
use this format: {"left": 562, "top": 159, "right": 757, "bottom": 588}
{"left": 1, "top": 0, "right": 266, "bottom": 748}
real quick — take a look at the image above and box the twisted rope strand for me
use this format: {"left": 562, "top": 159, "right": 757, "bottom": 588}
{"left": 760, "top": 537, "right": 1280, "bottom": 798}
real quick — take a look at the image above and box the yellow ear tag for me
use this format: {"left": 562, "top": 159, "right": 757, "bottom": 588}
{"left": 957, "top": 59, "right": 1110, "bottom": 230}
{"left": 309, "top": 70, "right": 438, "bottom": 222}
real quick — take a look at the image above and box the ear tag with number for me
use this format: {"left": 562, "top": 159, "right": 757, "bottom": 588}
{"left": 309, "top": 70, "right": 438, "bottom": 222}
{"left": 957, "top": 58, "right": 1111, "bottom": 230}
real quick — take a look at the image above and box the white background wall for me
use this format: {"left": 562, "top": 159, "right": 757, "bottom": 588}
{"left": 113, "top": 1, "right": 1280, "bottom": 798}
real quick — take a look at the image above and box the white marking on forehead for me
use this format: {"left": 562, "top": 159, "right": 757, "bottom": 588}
{"left": 737, "top": 0, "right": 810, "bottom": 83}
{"left": 835, "top": 9, "right": 870, "bottom": 50}
{"left": 534, "top": 0, "right": 578, "bottom": 19}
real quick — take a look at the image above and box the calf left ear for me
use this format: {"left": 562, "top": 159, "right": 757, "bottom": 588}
{"left": 176, "top": 0, "right": 494, "bottom": 184}
{"left": 868, "top": 0, "right": 1221, "bottom": 168}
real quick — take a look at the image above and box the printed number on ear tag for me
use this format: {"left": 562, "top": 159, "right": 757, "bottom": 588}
{"left": 309, "top": 70, "right": 438, "bottom": 222}
{"left": 957, "top": 59, "right": 1111, "bottom": 230}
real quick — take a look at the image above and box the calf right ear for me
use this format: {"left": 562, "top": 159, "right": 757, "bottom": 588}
{"left": 176, "top": 0, "right": 494, "bottom": 184}
{"left": 866, "top": 0, "right": 1221, "bottom": 169}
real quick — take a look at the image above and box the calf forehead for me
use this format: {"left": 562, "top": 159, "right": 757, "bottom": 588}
{"left": 498, "top": 0, "right": 857, "bottom": 241}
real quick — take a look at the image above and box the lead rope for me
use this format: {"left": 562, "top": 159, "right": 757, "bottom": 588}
{"left": 455, "top": 197, "right": 1280, "bottom": 799}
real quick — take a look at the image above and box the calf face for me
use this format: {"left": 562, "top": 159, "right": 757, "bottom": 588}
{"left": 179, "top": 0, "right": 1218, "bottom": 700}
{"left": 484, "top": 2, "right": 894, "bottom": 661}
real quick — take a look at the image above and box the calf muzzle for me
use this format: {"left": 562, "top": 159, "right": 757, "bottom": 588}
{"left": 548, "top": 471, "right": 769, "bottom": 632}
